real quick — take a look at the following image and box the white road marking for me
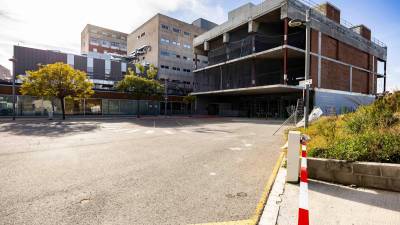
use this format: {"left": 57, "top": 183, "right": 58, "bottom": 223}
{"left": 209, "top": 172, "right": 216, "bottom": 176}
{"left": 164, "top": 130, "right": 174, "bottom": 135}
{"left": 145, "top": 130, "right": 154, "bottom": 134}
{"left": 244, "top": 143, "right": 252, "bottom": 147}
{"left": 126, "top": 129, "right": 139, "bottom": 133}
{"left": 180, "top": 130, "right": 191, "bottom": 134}
{"left": 229, "top": 147, "right": 242, "bottom": 151}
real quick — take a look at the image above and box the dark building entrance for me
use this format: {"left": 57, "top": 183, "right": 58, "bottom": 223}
{"left": 197, "top": 90, "right": 308, "bottom": 119}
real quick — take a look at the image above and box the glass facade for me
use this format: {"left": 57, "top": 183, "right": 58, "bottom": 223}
{"left": 0, "top": 95, "right": 163, "bottom": 117}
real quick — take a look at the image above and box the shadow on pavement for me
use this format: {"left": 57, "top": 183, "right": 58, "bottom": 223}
{"left": 0, "top": 121, "right": 100, "bottom": 137}
{"left": 308, "top": 180, "right": 400, "bottom": 212}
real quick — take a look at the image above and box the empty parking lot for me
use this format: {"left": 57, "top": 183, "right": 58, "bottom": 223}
{"left": 0, "top": 117, "right": 284, "bottom": 225}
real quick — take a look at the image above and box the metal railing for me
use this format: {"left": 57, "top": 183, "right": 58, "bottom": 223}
{"left": 208, "top": 34, "right": 284, "bottom": 66}
{"left": 298, "top": 0, "right": 387, "bottom": 48}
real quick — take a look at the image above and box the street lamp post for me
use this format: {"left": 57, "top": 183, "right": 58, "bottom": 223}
{"left": 289, "top": 9, "right": 311, "bottom": 129}
{"left": 8, "top": 56, "right": 17, "bottom": 120}
{"left": 304, "top": 9, "right": 311, "bottom": 129}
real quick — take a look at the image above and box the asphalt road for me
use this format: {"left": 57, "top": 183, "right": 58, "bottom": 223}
{"left": 0, "top": 117, "right": 285, "bottom": 225}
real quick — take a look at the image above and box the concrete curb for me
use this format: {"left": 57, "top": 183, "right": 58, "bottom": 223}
{"left": 308, "top": 157, "right": 400, "bottom": 192}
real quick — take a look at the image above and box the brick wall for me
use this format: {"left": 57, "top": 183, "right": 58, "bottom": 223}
{"left": 310, "top": 30, "right": 376, "bottom": 94}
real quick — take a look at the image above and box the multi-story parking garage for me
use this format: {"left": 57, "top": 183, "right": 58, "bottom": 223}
{"left": 191, "top": 0, "right": 387, "bottom": 118}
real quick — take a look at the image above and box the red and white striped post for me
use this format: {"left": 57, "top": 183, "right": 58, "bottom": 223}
{"left": 298, "top": 140, "right": 309, "bottom": 225}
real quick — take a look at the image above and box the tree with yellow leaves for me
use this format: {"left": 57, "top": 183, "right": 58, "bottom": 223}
{"left": 20, "top": 62, "right": 94, "bottom": 120}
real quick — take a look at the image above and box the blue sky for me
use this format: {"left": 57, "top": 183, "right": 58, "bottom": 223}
{"left": 0, "top": 0, "right": 398, "bottom": 90}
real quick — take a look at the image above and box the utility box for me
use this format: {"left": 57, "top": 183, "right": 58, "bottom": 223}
{"left": 287, "top": 131, "right": 300, "bottom": 182}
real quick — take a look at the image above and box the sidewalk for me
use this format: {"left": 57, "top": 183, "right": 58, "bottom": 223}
{"left": 260, "top": 166, "right": 400, "bottom": 225}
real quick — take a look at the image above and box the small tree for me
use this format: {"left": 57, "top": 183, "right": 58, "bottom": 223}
{"left": 116, "top": 68, "right": 163, "bottom": 117}
{"left": 183, "top": 95, "right": 196, "bottom": 115}
{"left": 20, "top": 62, "right": 94, "bottom": 120}
{"left": 146, "top": 64, "right": 158, "bottom": 79}
{"left": 135, "top": 63, "right": 145, "bottom": 75}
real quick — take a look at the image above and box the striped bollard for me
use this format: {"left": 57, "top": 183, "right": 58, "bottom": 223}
{"left": 298, "top": 140, "right": 309, "bottom": 225}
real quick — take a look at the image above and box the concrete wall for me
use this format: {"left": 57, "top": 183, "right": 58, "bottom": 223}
{"left": 308, "top": 157, "right": 400, "bottom": 192}
{"left": 127, "top": 14, "right": 160, "bottom": 66}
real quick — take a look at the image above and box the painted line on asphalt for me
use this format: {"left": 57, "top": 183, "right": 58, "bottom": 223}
{"left": 145, "top": 130, "right": 154, "bottom": 134}
{"left": 190, "top": 151, "right": 285, "bottom": 225}
{"left": 250, "top": 151, "right": 285, "bottom": 225}
{"left": 189, "top": 219, "right": 253, "bottom": 225}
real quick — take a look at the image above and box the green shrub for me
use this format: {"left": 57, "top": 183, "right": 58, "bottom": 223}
{"left": 298, "top": 91, "right": 400, "bottom": 163}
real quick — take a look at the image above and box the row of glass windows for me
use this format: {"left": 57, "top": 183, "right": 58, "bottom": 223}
{"left": 161, "top": 24, "right": 191, "bottom": 37}
{"left": 160, "top": 50, "right": 208, "bottom": 65}
{"left": 160, "top": 38, "right": 191, "bottom": 49}
{"left": 90, "top": 38, "right": 127, "bottom": 51}
{"left": 0, "top": 95, "right": 160, "bottom": 116}
{"left": 90, "top": 29, "right": 126, "bottom": 41}
{"left": 160, "top": 65, "right": 191, "bottom": 73}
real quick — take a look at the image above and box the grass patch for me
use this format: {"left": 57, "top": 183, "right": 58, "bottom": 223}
{"left": 292, "top": 91, "right": 400, "bottom": 163}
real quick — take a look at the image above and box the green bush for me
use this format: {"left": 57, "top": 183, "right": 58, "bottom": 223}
{"left": 298, "top": 91, "right": 400, "bottom": 163}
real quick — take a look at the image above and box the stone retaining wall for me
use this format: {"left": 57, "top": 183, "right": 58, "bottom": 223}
{"left": 308, "top": 157, "right": 400, "bottom": 192}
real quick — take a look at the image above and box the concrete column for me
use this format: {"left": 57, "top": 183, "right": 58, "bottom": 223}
{"left": 287, "top": 131, "right": 300, "bottom": 183}
{"left": 251, "top": 59, "right": 256, "bottom": 86}
{"left": 248, "top": 20, "right": 259, "bottom": 33}
{"left": 204, "top": 41, "right": 209, "bottom": 51}
{"left": 194, "top": 53, "right": 198, "bottom": 69}
{"left": 317, "top": 32, "right": 322, "bottom": 88}
{"left": 223, "top": 33, "right": 229, "bottom": 43}
{"left": 384, "top": 61, "right": 387, "bottom": 92}
{"left": 283, "top": 18, "right": 288, "bottom": 85}
{"left": 372, "top": 56, "right": 375, "bottom": 94}
{"left": 349, "top": 66, "right": 353, "bottom": 92}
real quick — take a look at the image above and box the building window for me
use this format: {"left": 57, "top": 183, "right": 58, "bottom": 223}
{"left": 176, "top": 54, "right": 180, "bottom": 58}
{"left": 93, "top": 48, "right": 97, "bottom": 52}
{"left": 90, "top": 38, "right": 99, "bottom": 46}
{"left": 160, "top": 65, "right": 169, "bottom": 69}
{"left": 172, "top": 27, "right": 180, "bottom": 33}
{"left": 101, "top": 40, "right": 110, "bottom": 48}
{"left": 184, "top": 31, "right": 190, "bottom": 36}
{"left": 121, "top": 62, "right": 127, "bottom": 72}
{"left": 67, "top": 54, "right": 74, "bottom": 67}
{"left": 112, "top": 34, "right": 117, "bottom": 38}
{"left": 161, "top": 24, "right": 169, "bottom": 30}
{"left": 105, "top": 60, "right": 111, "bottom": 75}
{"left": 160, "top": 38, "right": 170, "bottom": 44}
{"left": 183, "top": 44, "right": 191, "bottom": 49}
{"left": 160, "top": 50, "right": 170, "bottom": 56}
{"left": 121, "top": 36, "right": 126, "bottom": 40}
{"left": 87, "top": 58, "right": 93, "bottom": 77}
{"left": 202, "top": 60, "right": 208, "bottom": 64}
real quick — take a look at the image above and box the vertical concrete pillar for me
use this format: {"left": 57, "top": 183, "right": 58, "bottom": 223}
{"left": 383, "top": 61, "right": 387, "bottom": 92}
{"left": 287, "top": 131, "right": 300, "bottom": 183}
{"left": 194, "top": 53, "right": 198, "bottom": 70}
{"left": 283, "top": 18, "right": 288, "bottom": 85}
{"left": 251, "top": 59, "right": 256, "bottom": 86}
{"left": 317, "top": 32, "right": 322, "bottom": 88}
{"left": 349, "top": 66, "right": 353, "bottom": 92}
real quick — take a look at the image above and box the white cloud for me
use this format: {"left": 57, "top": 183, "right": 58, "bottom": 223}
{"left": 0, "top": 0, "right": 226, "bottom": 69}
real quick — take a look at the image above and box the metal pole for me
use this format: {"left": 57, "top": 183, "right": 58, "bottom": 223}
{"left": 164, "top": 79, "right": 168, "bottom": 117}
{"left": 9, "top": 57, "right": 16, "bottom": 120}
{"left": 304, "top": 9, "right": 311, "bottom": 129}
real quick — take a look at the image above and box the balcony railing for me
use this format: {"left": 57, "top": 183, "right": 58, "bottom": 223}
{"left": 207, "top": 34, "right": 284, "bottom": 66}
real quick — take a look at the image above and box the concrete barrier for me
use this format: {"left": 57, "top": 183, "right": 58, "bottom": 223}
{"left": 308, "top": 158, "right": 400, "bottom": 192}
